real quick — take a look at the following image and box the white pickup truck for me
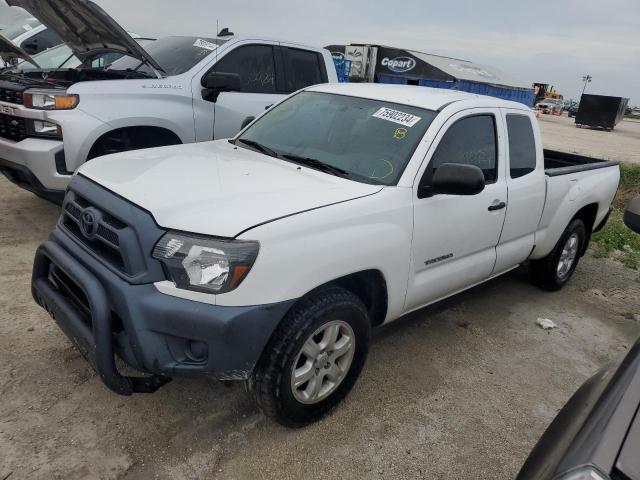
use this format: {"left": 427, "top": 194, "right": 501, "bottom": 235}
{"left": 0, "top": 0, "right": 336, "bottom": 202}
{"left": 31, "top": 84, "right": 619, "bottom": 426}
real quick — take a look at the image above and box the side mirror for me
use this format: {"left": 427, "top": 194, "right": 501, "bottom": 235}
{"left": 240, "top": 116, "right": 255, "bottom": 130}
{"left": 430, "top": 163, "right": 485, "bottom": 196}
{"left": 624, "top": 196, "right": 640, "bottom": 234}
{"left": 201, "top": 71, "right": 241, "bottom": 92}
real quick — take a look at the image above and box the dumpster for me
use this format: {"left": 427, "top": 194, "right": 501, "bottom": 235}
{"left": 575, "top": 94, "right": 629, "bottom": 130}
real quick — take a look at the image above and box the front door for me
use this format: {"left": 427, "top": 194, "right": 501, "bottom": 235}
{"left": 405, "top": 109, "right": 508, "bottom": 312}
{"left": 192, "top": 44, "right": 284, "bottom": 141}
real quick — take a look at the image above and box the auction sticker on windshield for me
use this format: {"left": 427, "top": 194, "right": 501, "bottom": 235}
{"left": 372, "top": 107, "right": 422, "bottom": 127}
{"left": 193, "top": 38, "right": 217, "bottom": 51}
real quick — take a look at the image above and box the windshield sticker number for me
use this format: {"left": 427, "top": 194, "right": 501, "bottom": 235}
{"left": 193, "top": 38, "right": 217, "bottom": 51}
{"left": 372, "top": 107, "right": 421, "bottom": 127}
{"left": 393, "top": 128, "right": 407, "bottom": 140}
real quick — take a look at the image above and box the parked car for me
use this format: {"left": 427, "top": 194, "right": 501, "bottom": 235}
{"left": 567, "top": 103, "right": 579, "bottom": 118}
{"left": 0, "top": 17, "right": 62, "bottom": 59}
{"left": 31, "top": 83, "right": 620, "bottom": 426}
{"left": 518, "top": 196, "right": 640, "bottom": 480}
{"left": 0, "top": 0, "right": 337, "bottom": 202}
{"left": 536, "top": 97, "right": 564, "bottom": 115}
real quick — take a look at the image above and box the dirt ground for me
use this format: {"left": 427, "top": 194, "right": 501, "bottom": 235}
{"left": 1, "top": 119, "right": 640, "bottom": 479}
{"left": 538, "top": 114, "right": 640, "bottom": 164}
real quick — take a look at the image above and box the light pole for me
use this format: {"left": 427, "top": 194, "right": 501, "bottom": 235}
{"left": 581, "top": 75, "right": 592, "bottom": 97}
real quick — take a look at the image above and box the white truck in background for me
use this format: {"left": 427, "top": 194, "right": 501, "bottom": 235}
{"left": 0, "top": 0, "right": 337, "bottom": 202}
{"left": 1, "top": 17, "right": 63, "bottom": 63}
{"left": 31, "top": 84, "right": 620, "bottom": 426}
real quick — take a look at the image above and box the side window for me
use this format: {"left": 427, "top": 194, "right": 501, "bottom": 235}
{"left": 21, "top": 29, "right": 62, "bottom": 54}
{"left": 506, "top": 114, "right": 537, "bottom": 178}
{"left": 285, "top": 48, "right": 324, "bottom": 91}
{"left": 428, "top": 114, "right": 497, "bottom": 183}
{"left": 212, "top": 45, "right": 276, "bottom": 94}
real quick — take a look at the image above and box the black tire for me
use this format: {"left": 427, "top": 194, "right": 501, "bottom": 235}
{"left": 529, "top": 219, "right": 586, "bottom": 291}
{"left": 253, "top": 287, "right": 370, "bottom": 427}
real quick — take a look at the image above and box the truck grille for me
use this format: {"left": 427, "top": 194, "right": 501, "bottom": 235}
{"left": 0, "top": 88, "right": 23, "bottom": 105}
{"left": 62, "top": 193, "right": 129, "bottom": 272}
{"left": 59, "top": 177, "right": 167, "bottom": 284}
{"left": 0, "top": 114, "right": 27, "bottom": 142}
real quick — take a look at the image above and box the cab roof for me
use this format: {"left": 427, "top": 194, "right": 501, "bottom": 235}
{"left": 306, "top": 83, "right": 530, "bottom": 112}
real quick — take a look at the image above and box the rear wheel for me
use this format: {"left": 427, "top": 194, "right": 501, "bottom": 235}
{"left": 253, "top": 287, "right": 370, "bottom": 427}
{"left": 530, "top": 219, "right": 586, "bottom": 291}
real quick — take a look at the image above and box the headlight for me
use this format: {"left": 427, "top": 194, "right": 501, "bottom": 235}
{"left": 560, "top": 467, "right": 609, "bottom": 480}
{"left": 152, "top": 232, "right": 259, "bottom": 294}
{"left": 27, "top": 120, "right": 62, "bottom": 138}
{"left": 23, "top": 90, "right": 79, "bottom": 110}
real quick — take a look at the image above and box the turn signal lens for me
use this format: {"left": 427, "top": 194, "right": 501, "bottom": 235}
{"left": 23, "top": 91, "right": 79, "bottom": 110}
{"left": 54, "top": 95, "right": 79, "bottom": 110}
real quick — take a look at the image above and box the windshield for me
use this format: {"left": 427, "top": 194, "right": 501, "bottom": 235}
{"left": 1, "top": 18, "right": 41, "bottom": 41}
{"left": 15, "top": 38, "right": 157, "bottom": 71}
{"left": 237, "top": 91, "right": 437, "bottom": 185}
{"left": 109, "top": 36, "right": 225, "bottom": 76}
{"left": 20, "top": 44, "right": 75, "bottom": 69}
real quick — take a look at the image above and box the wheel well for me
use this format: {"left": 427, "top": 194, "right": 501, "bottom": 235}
{"left": 311, "top": 270, "right": 388, "bottom": 327}
{"left": 572, "top": 203, "right": 598, "bottom": 255}
{"left": 87, "top": 126, "right": 182, "bottom": 160}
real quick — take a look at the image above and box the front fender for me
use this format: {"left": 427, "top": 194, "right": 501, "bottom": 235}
{"left": 220, "top": 187, "right": 414, "bottom": 323}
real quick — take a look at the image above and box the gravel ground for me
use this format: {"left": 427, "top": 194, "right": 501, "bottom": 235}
{"left": 1, "top": 118, "right": 640, "bottom": 479}
{"left": 538, "top": 114, "right": 640, "bottom": 164}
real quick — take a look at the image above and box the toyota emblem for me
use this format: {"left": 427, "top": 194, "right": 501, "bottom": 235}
{"left": 80, "top": 208, "right": 99, "bottom": 238}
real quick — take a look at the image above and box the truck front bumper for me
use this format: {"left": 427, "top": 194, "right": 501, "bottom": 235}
{"left": 0, "top": 136, "right": 69, "bottom": 202}
{"left": 31, "top": 238, "right": 295, "bottom": 395}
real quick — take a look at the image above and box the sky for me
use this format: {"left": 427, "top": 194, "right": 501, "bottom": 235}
{"left": 2, "top": 0, "right": 639, "bottom": 105}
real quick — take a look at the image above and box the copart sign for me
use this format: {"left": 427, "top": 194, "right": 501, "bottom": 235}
{"left": 381, "top": 56, "right": 416, "bottom": 73}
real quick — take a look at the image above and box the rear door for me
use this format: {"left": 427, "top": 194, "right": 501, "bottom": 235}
{"left": 493, "top": 109, "right": 546, "bottom": 273}
{"left": 278, "top": 44, "right": 329, "bottom": 92}
{"left": 405, "top": 109, "right": 508, "bottom": 312}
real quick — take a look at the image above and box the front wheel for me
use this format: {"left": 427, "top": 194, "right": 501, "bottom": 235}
{"left": 253, "top": 287, "right": 370, "bottom": 427}
{"left": 529, "top": 219, "right": 586, "bottom": 291}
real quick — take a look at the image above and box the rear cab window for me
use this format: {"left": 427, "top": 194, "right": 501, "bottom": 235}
{"left": 506, "top": 114, "right": 537, "bottom": 178}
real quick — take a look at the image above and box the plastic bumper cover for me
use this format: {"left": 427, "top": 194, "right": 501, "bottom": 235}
{"left": 31, "top": 238, "right": 295, "bottom": 395}
{"left": 0, "top": 136, "right": 68, "bottom": 198}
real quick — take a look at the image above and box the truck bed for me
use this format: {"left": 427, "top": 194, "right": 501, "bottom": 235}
{"left": 544, "top": 149, "right": 619, "bottom": 177}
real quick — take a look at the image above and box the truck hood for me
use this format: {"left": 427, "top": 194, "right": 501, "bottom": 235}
{"left": 0, "top": 33, "right": 40, "bottom": 67}
{"left": 78, "top": 140, "right": 384, "bottom": 238}
{"left": 7, "top": 0, "right": 163, "bottom": 73}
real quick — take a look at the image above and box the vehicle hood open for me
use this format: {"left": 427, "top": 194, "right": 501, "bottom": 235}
{"left": 78, "top": 140, "right": 384, "bottom": 238}
{"left": 7, "top": 0, "right": 163, "bottom": 74}
{"left": 0, "top": 33, "right": 40, "bottom": 67}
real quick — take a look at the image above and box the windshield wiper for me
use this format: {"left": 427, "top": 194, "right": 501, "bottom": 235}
{"left": 235, "top": 138, "right": 280, "bottom": 158}
{"left": 281, "top": 154, "right": 350, "bottom": 178}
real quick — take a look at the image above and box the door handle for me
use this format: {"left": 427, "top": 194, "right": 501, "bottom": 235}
{"left": 488, "top": 201, "right": 507, "bottom": 211}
